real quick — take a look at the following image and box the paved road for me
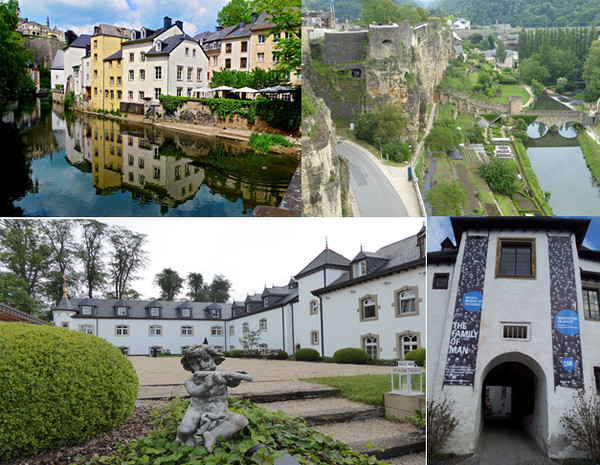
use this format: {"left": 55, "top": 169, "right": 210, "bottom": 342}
{"left": 337, "top": 140, "right": 408, "bottom": 217}
{"left": 467, "top": 420, "right": 556, "bottom": 465}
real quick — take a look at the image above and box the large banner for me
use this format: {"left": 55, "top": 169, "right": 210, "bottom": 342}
{"left": 549, "top": 236, "right": 584, "bottom": 389}
{"left": 443, "top": 235, "right": 488, "bottom": 386}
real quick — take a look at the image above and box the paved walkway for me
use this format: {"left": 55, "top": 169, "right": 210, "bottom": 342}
{"left": 466, "top": 422, "right": 557, "bottom": 465}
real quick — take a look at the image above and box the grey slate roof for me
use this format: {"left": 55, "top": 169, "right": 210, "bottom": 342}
{"left": 104, "top": 49, "right": 122, "bottom": 61}
{"left": 295, "top": 248, "right": 350, "bottom": 279}
{"left": 251, "top": 11, "right": 277, "bottom": 31}
{"left": 313, "top": 232, "right": 425, "bottom": 295}
{"left": 58, "top": 297, "right": 233, "bottom": 320}
{"left": 69, "top": 34, "right": 91, "bottom": 48}
{"left": 122, "top": 24, "right": 183, "bottom": 45}
{"left": 50, "top": 50, "right": 64, "bottom": 70}
{"left": 146, "top": 34, "right": 196, "bottom": 56}
{"left": 92, "top": 24, "right": 131, "bottom": 38}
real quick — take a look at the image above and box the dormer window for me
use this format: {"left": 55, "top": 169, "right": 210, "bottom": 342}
{"left": 149, "top": 307, "right": 160, "bottom": 317}
{"left": 141, "top": 28, "right": 146, "bottom": 39}
{"left": 81, "top": 305, "right": 92, "bottom": 315}
{"left": 211, "top": 309, "right": 220, "bottom": 318}
{"left": 246, "top": 303, "right": 251, "bottom": 312}
{"left": 116, "top": 306, "right": 127, "bottom": 316}
{"left": 263, "top": 296, "right": 269, "bottom": 307}
{"left": 182, "top": 308, "right": 191, "bottom": 317}
{"left": 352, "top": 260, "right": 367, "bottom": 278}
{"left": 156, "top": 40, "right": 162, "bottom": 51}
{"left": 131, "top": 30, "right": 136, "bottom": 40}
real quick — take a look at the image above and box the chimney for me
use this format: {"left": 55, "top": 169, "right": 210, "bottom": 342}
{"left": 175, "top": 20, "right": 183, "bottom": 31}
{"left": 252, "top": 12, "right": 257, "bottom": 24}
{"left": 164, "top": 16, "right": 172, "bottom": 28}
{"left": 239, "top": 21, "right": 246, "bottom": 28}
{"left": 216, "top": 25, "right": 224, "bottom": 31}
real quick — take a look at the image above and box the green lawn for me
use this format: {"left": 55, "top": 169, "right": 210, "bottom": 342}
{"left": 301, "top": 373, "right": 424, "bottom": 406}
{"left": 577, "top": 132, "right": 600, "bottom": 183}
{"left": 467, "top": 71, "right": 480, "bottom": 87}
{"left": 456, "top": 111, "right": 476, "bottom": 130}
{"left": 437, "top": 104, "right": 456, "bottom": 121}
{"left": 492, "top": 84, "right": 531, "bottom": 105}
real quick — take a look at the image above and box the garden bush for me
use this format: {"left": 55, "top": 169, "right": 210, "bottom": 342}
{"left": 229, "top": 349, "right": 245, "bottom": 358}
{"left": 332, "top": 347, "right": 369, "bottom": 364}
{"left": 0, "top": 323, "right": 138, "bottom": 461}
{"left": 249, "top": 132, "right": 293, "bottom": 154}
{"left": 427, "top": 396, "right": 459, "bottom": 456}
{"left": 404, "top": 348, "right": 426, "bottom": 366}
{"left": 294, "top": 348, "right": 321, "bottom": 361}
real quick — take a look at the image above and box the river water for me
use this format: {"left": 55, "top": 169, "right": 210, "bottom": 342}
{"left": 1, "top": 100, "right": 297, "bottom": 217}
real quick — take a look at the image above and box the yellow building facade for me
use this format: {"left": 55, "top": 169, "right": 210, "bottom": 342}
{"left": 89, "top": 24, "right": 130, "bottom": 111}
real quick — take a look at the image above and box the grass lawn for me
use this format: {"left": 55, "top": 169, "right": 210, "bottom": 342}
{"left": 492, "top": 84, "right": 531, "bottom": 105}
{"left": 301, "top": 373, "right": 425, "bottom": 406}
{"left": 577, "top": 132, "right": 600, "bottom": 183}
{"left": 493, "top": 193, "right": 519, "bottom": 215}
{"left": 437, "top": 104, "right": 456, "bottom": 121}
{"left": 467, "top": 71, "right": 480, "bottom": 87}
{"left": 456, "top": 111, "right": 476, "bottom": 130}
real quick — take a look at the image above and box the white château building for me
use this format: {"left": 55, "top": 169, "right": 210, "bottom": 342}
{"left": 53, "top": 226, "right": 426, "bottom": 360}
{"left": 428, "top": 217, "right": 600, "bottom": 460}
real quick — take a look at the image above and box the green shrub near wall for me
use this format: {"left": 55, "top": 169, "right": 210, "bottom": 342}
{"left": 404, "top": 348, "right": 426, "bottom": 366}
{"left": 294, "top": 348, "right": 321, "bottom": 361}
{"left": 0, "top": 323, "right": 139, "bottom": 461}
{"left": 332, "top": 348, "right": 369, "bottom": 364}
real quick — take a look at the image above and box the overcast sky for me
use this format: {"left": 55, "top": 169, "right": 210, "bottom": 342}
{"left": 19, "top": 0, "right": 230, "bottom": 37}
{"left": 427, "top": 216, "right": 600, "bottom": 252}
{"left": 101, "top": 217, "right": 425, "bottom": 301}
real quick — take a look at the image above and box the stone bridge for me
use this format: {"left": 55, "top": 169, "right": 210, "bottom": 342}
{"left": 433, "top": 89, "right": 597, "bottom": 127}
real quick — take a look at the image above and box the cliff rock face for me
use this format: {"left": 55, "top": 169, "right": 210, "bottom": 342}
{"left": 301, "top": 82, "right": 349, "bottom": 217}
{"left": 308, "top": 20, "right": 454, "bottom": 144}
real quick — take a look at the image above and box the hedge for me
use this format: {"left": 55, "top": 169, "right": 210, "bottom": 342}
{"left": 0, "top": 323, "right": 139, "bottom": 461}
{"left": 404, "top": 348, "right": 426, "bottom": 366}
{"left": 332, "top": 348, "right": 369, "bottom": 364}
{"left": 294, "top": 348, "right": 321, "bottom": 361}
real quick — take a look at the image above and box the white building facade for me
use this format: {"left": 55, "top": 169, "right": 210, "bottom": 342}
{"left": 53, "top": 228, "right": 426, "bottom": 361}
{"left": 428, "top": 217, "right": 600, "bottom": 460}
{"left": 63, "top": 34, "right": 91, "bottom": 96}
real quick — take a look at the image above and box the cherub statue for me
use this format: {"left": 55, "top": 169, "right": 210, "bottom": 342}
{"left": 176, "top": 345, "right": 253, "bottom": 451}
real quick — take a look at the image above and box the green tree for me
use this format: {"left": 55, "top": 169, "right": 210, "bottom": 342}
{"left": 40, "top": 220, "right": 79, "bottom": 304}
{"left": 187, "top": 272, "right": 206, "bottom": 301}
{"left": 209, "top": 274, "right": 232, "bottom": 303}
{"left": 424, "top": 181, "right": 467, "bottom": 215}
{"left": 373, "top": 104, "right": 406, "bottom": 142}
{"left": 76, "top": 220, "right": 108, "bottom": 298}
{"left": 0, "top": 0, "right": 34, "bottom": 101}
{"left": 519, "top": 58, "right": 550, "bottom": 84}
{"left": 583, "top": 40, "right": 600, "bottom": 84}
{"left": 154, "top": 268, "right": 184, "bottom": 301}
{"left": 425, "top": 123, "right": 460, "bottom": 153}
{"left": 495, "top": 39, "right": 506, "bottom": 64}
{"left": 530, "top": 79, "right": 544, "bottom": 98}
{"left": 478, "top": 158, "right": 518, "bottom": 196}
{"left": 239, "top": 329, "right": 263, "bottom": 351}
{"left": 108, "top": 226, "right": 148, "bottom": 300}
{"left": 217, "top": 0, "right": 252, "bottom": 27}
{"left": 0, "top": 272, "right": 43, "bottom": 315}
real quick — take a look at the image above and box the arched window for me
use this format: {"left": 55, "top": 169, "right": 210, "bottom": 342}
{"left": 362, "top": 334, "right": 379, "bottom": 359}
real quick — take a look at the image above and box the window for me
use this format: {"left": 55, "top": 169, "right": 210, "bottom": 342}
{"left": 187, "top": 67, "right": 193, "bottom": 81}
{"left": 400, "top": 334, "right": 418, "bottom": 358}
{"left": 115, "top": 325, "right": 129, "bottom": 336}
{"left": 193, "top": 49, "right": 196, "bottom": 57}
{"left": 185, "top": 47, "right": 189, "bottom": 56}
{"left": 263, "top": 296, "right": 269, "bottom": 307}
{"left": 433, "top": 273, "right": 449, "bottom": 289}
{"left": 225, "top": 43, "right": 232, "bottom": 53}
{"left": 272, "top": 53, "right": 279, "bottom": 62}
{"left": 241, "top": 41, "right": 248, "bottom": 52}
{"left": 243, "top": 322, "right": 249, "bottom": 333}
{"left": 129, "top": 70, "right": 134, "bottom": 80}
{"left": 211, "top": 326, "right": 223, "bottom": 336}
{"left": 116, "top": 306, "right": 127, "bottom": 316}
{"left": 260, "top": 344, "right": 268, "bottom": 355}
{"left": 211, "top": 309, "right": 220, "bottom": 318}
{"left": 149, "top": 325, "right": 162, "bottom": 336}
{"left": 583, "top": 288, "right": 600, "bottom": 319}
{"left": 119, "top": 347, "right": 129, "bottom": 355}
{"left": 197, "top": 68, "right": 202, "bottom": 81}
{"left": 109, "top": 61, "right": 113, "bottom": 69}
{"left": 128, "top": 155, "right": 134, "bottom": 165}
{"left": 128, "top": 91, "right": 133, "bottom": 100}
{"left": 94, "top": 87, "right": 98, "bottom": 96}
{"left": 229, "top": 325, "right": 235, "bottom": 336}
{"left": 110, "top": 90, "right": 114, "bottom": 99}
{"left": 140, "top": 52, "right": 145, "bottom": 61}
{"left": 212, "top": 56, "right": 218, "bottom": 66}
{"left": 177, "top": 66, "right": 183, "bottom": 80}
{"left": 181, "top": 326, "right": 193, "bottom": 336}
{"left": 225, "top": 58, "right": 231, "bottom": 69}
{"left": 240, "top": 57, "right": 247, "bottom": 68}
{"left": 311, "top": 330, "right": 319, "bottom": 345}
{"left": 81, "top": 305, "right": 92, "bottom": 315}
{"left": 257, "top": 52, "right": 264, "bottom": 62}
{"left": 155, "top": 67, "right": 162, "bottom": 79}
{"left": 259, "top": 318, "right": 267, "bottom": 331}
{"left": 139, "top": 91, "right": 145, "bottom": 100}
{"left": 138, "top": 158, "right": 145, "bottom": 169}
{"left": 187, "top": 88, "right": 192, "bottom": 97}
{"left": 105, "top": 90, "right": 109, "bottom": 99}
{"left": 79, "top": 324, "right": 94, "bottom": 334}
{"left": 502, "top": 323, "right": 529, "bottom": 340}
{"left": 214, "top": 346, "right": 223, "bottom": 353}
{"left": 362, "top": 335, "right": 378, "bottom": 359}
{"left": 153, "top": 167, "right": 160, "bottom": 179}
{"left": 94, "top": 53, "right": 97, "bottom": 62}
{"left": 149, "top": 307, "right": 159, "bottom": 317}
{"left": 182, "top": 346, "right": 191, "bottom": 354}
{"left": 154, "top": 88, "right": 161, "bottom": 100}
{"left": 94, "top": 40, "right": 97, "bottom": 48}
{"left": 182, "top": 308, "right": 191, "bottom": 317}
{"left": 352, "top": 260, "right": 367, "bottom": 278}
{"left": 139, "top": 70, "right": 145, "bottom": 80}
{"left": 359, "top": 296, "right": 378, "bottom": 321}
{"left": 395, "top": 287, "right": 417, "bottom": 317}
{"left": 310, "top": 299, "right": 319, "bottom": 314}
{"left": 93, "top": 70, "right": 98, "bottom": 79}
{"left": 258, "top": 35, "right": 265, "bottom": 43}
{"left": 497, "top": 239, "right": 535, "bottom": 278}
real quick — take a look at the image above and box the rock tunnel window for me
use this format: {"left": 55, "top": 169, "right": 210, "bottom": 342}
{"left": 382, "top": 39, "right": 392, "bottom": 45}
{"left": 351, "top": 69, "right": 361, "bottom": 78}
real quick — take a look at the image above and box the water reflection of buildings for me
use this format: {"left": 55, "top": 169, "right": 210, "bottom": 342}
{"left": 2, "top": 99, "right": 42, "bottom": 129}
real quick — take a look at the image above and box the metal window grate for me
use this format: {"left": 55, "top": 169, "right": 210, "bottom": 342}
{"left": 503, "top": 324, "right": 528, "bottom": 339}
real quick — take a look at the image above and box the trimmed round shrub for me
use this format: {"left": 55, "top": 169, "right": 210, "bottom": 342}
{"left": 332, "top": 347, "right": 369, "bottom": 364}
{"left": 294, "top": 348, "right": 321, "bottom": 361}
{"left": 229, "top": 349, "right": 245, "bottom": 358}
{"left": 404, "top": 348, "right": 426, "bottom": 366}
{"left": 0, "top": 323, "right": 138, "bottom": 461}
{"left": 277, "top": 349, "right": 289, "bottom": 360}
